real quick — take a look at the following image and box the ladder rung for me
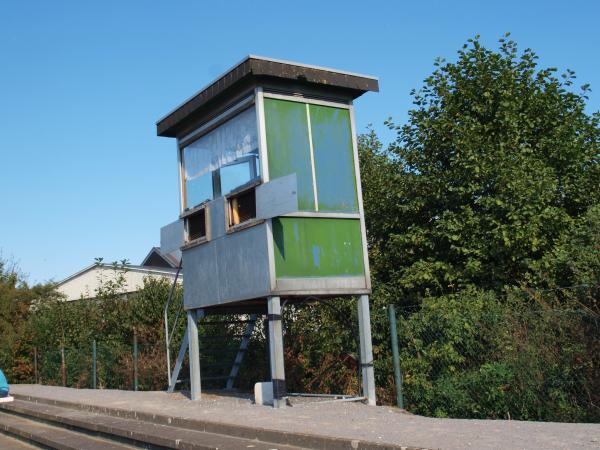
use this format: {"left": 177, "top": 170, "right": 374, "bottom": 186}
{"left": 199, "top": 348, "right": 242, "bottom": 355}
{"left": 202, "top": 361, "right": 242, "bottom": 369}
{"left": 201, "top": 320, "right": 256, "bottom": 325}
{"left": 199, "top": 335, "right": 245, "bottom": 341}
{"left": 202, "top": 375, "right": 234, "bottom": 381}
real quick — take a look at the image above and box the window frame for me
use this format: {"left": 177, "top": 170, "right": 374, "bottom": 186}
{"left": 180, "top": 202, "right": 211, "bottom": 249}
{"left": 224, "top": 178, "right": 263, "bottom": 234}
{"left": 177, "top": 95, "right": 259, "bottom": 212}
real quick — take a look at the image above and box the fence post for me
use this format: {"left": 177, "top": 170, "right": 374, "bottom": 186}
{"left": 388, "top": 305, "right": 404, "bottom": 409}
{"left": 133, "top": 329, "right": 139, "bottom": 391}
{"left": 92, "top": 340, "right": 97, "bottom": 389}
{"left": 60, "top": 346, "right": 66, "bottom": 387}
{"left": 33, "top": 347, "right": 38, "bottom": 384}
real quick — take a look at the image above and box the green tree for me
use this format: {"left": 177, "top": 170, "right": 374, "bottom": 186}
{"left": 379, "top": 34, "right": 599, "bottom": 303}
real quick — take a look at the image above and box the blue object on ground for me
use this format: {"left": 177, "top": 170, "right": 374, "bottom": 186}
{"left": 0, "top": 369, "right": 9, "bottom": 397}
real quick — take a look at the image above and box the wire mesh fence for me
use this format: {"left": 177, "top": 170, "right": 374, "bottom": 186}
{"left": 381, "top": 303, "right": 600, "bottom": 422}
{"left": 25, "top": 301, "right": 599, "bottom": 422}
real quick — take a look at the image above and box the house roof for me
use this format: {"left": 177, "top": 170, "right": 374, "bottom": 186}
{"left": 141, "top": 247, "right": 180, "bottom": 269}
{"left": 56, "top": 263, "right": 179, "bottom": 287}
{"left": 156, "top": 55, "right": 379, "bottom": 138}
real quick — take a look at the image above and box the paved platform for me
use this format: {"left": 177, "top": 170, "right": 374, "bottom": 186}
{"left": 0, "top": 432, "right": 38, "bottom": 449}
{"left": 10, "top": 385, "right": 600, "bottom": 450}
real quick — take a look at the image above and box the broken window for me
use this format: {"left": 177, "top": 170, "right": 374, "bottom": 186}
{"left": 186, "top": 207, "right": 207, "bottom": 242}
{"left": 228, "top": 187, "right": 257, "bottom": 228}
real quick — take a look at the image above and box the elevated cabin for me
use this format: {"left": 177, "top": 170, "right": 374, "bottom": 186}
{"left": 157, "top": 56, "right": 378, "bottom": 407}
{"left": 158, "top": 56, "right": 378, "bottom": 312}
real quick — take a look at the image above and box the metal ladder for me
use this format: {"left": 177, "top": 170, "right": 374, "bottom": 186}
{"left": 164, "top": 264, "right": 258, "bottom": 391}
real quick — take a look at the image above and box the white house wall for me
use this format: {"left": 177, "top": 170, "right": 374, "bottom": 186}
{"left": 57, "top": 266, "right": 180, "bottom": 301}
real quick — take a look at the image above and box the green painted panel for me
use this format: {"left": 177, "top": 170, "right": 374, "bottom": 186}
{"left": 309, "top": 105, "right": 358, "bottom": 212}
{"left": 264, "top": 98, "right": 315, "bottom": 211}
{"left": 273, "top": 217, "right": 364, "bottom": 278}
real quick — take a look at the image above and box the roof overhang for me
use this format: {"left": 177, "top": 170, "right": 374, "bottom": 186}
{"left": 156, "top": 55, "right": 379, "bottom": 138}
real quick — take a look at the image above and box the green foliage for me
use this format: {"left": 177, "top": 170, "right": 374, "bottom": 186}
{"left": 0, "top": 259, "right": 59, "bottom": 382}
{"left": 5, "top": 260, "right": 184, "bottom": 389}
{"left": 357, "top": 34, "right": 599, "bottom": 421}
{"left": 394, "top": 290, "right": 598, "bottom": 421}
{"left": 532, "top": 205, "right": 600, "bottom": 313}
{"left": 379, "top": 34, "right": 599, "bottom": 300}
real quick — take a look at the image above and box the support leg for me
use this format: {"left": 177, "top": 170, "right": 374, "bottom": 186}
{"left": 357, "top": 295, "right": 376, "bottom": 406}
{"left": 167, "top": 331, "right": 188, "bottom": 393}
{"left": 188, "top": 309, "right": 202, "bottom": 401}
{"left": 267, "top": 297, "right": 286, "bottom": 408}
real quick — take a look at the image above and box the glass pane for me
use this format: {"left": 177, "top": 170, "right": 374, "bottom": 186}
{"left": 309, "top": 104, "right": 358, "bottom": 212}
{"left": 220, "top": 151, "right": 259, "bottom": 195}
{"left": 183, "top": 106, "right": 258, "bottom": 208}
{"left": 264, "top": 98, "right": 315, "bottom": 211}
{"left": 186, "top": 173, "right": 213, "bottom": 207}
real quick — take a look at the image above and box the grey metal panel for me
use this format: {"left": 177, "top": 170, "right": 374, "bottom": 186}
{"left": 209, "top": 197, "right": 226, "bottom": 239}
{"left": 216, "top": 223, "right": 271, "bottom": 304}
{"left": 160, "top": 220, "right": 184, "bottom": 261}
{"left": 182, "top": 223, "right": 271, "bottom": 309}
{"left": 274, "top": 276, "right": 369, "bottom": 296}
{"left": 256, "top": 174, "right": 298, "bottom": 219}
{"left": 182, "top": 241, "right": 220, "bottom": 309}
{"left": 358, "top": 295, "right": 376, "bottom": 405}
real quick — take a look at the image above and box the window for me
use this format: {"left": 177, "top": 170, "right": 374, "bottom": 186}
{"left": 220, "top": 153, "right": 259, "bottom": 195}
{"left": 227, "top": 187, "right": 257, "bottom": 228}
{"left": 182, "top": 106, "right": 260, "bottom": 210}
{"left": 185, "top": 207, "right": 207, "bottom": 243}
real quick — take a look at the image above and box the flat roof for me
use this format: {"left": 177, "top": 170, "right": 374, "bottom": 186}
{"left": 157, "top": 55, "right": 379, "bottom": 138}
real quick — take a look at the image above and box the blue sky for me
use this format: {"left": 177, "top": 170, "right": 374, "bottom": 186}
{"left": 1, "top": 0, "right": 598, "bottom": 284}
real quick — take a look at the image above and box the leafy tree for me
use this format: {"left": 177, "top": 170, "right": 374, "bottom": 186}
{"left": 357, "top": 35, "right": 599, "bottom": 421}
{"left": 379, "top": 34, "right": 599, "bottom": 302}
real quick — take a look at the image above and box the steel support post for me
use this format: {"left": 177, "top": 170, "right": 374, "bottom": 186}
{"left": 187, "top": 309, "right": 201, "bottom": 400}
{"left": 33, "top": 347, "right": 38, "bottom": 384}
{"left": 357, "top": 295, "right": 376, "bottom": 405}
{"left": 388, "top": 305, "right": 404, "bottom": 408}
{"left": 267, "top": 297, "right": 286, "bottom": 408}
{"left": 133, "top": 331, "right": 139, "bottom": 392}
{"left": 92, "top": 340, "right": 97, "bottom": 389}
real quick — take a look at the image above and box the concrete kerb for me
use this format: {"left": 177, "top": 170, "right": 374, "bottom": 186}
{"left": 9, "top": 393, "right": 428, "bottom": 450}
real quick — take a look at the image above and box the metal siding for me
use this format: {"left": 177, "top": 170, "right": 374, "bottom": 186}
{"left": 182, "top": 242, "right": 220, "bottom": 309}
{"left": 272, "top": 217, "right": 364, "bottom": 278}
{"left": 182, "top": 223, "right": 271, "bottom": 309}
{"left": 275, "top": 276, "right": 367, "bottom": 293}
{"left": 216, "top": 223, "right": 271, "bottom": 303}
{"left": 209, "top": 197, "right": 226, "bottom": 239}
{"left": 264, "top": 98, "right": 315, "bottom": 211}
{"left": 256, "top": 173, "right": 298, "bottom": 219}
{"left": 309, "top": 105, "right": 358, "bottom": 212}
{"left": 160, "top": 220, "right": 184, "bottom": 260}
